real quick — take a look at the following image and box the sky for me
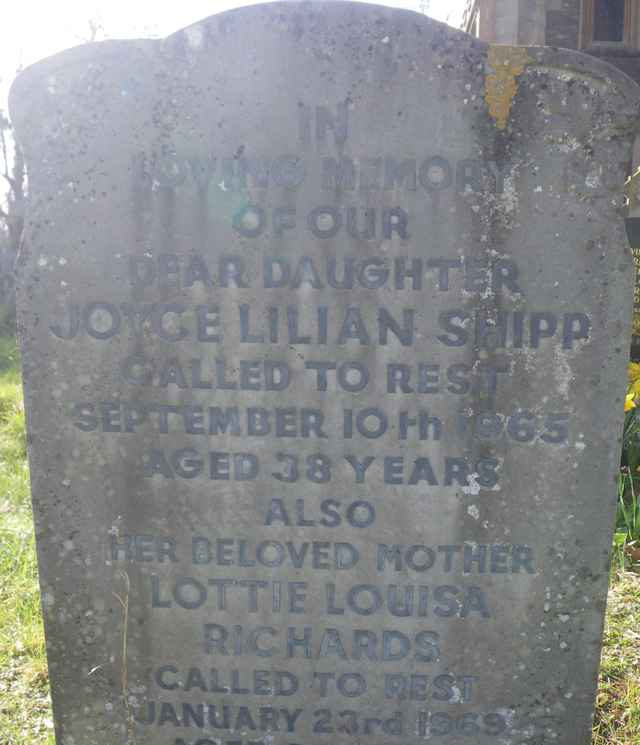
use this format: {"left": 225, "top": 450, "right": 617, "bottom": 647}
{"left": 0, "top": 0, "right": 465, "bottom": 111}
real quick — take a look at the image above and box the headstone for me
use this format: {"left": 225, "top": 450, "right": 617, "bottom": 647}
{"left": 9, "top": 3, "right": 640, "bottom": 744}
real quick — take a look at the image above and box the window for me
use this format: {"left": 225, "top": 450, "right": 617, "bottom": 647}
{"left": 593, "top": 0, "right": 625, "bottom": 42}
{"left": 582, "top": 0, "right": 640, "bottom": 48}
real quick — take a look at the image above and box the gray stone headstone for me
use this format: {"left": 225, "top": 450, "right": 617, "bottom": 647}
{"left": 9, "top": 3, "right": 640, "bottom": 744}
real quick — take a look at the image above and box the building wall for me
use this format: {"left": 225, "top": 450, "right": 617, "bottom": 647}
{"left": 493, "top": 0, "right": 519, "bottom": 43}
{"left": 461, "top": 0, "right": 640, "bottom": 85}
{"left": 519, "top": 0, "right": 547, "bottom": 44}
{"left": 545, "top": 0, "right": 580, "bottom": 49}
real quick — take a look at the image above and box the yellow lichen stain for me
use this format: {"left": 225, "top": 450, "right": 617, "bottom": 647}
{"left": 485, "top": 45, "right": 533, "bottom": 130}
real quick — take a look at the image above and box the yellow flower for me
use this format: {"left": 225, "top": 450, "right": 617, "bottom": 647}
{"left": 626, "top": 393, "right": 637, "bottom": 412}
{"left": 629, "top": 362, "right": 640, "bottom": 384}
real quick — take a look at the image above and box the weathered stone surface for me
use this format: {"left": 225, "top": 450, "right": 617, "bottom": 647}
{"left": 9, "top": 3, "right": 640, "bottom": 744}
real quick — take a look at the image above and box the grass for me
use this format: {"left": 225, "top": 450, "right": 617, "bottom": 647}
{"left": 593, "top": 571, "right": 640, "bottom": 744}
{"left": 0, "top": 336, "right": 54, "bottom": 745}
{"left": 0, "top": 335, "right": 638, "bottom": 745}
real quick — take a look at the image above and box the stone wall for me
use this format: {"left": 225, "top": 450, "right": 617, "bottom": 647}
{"left": 545, "top": 0, "right": 580, "bottom": 49}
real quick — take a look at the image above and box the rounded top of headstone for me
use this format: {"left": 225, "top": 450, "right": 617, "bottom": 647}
{"left": 10, "top": 0, "right": 640, "bottom": 139}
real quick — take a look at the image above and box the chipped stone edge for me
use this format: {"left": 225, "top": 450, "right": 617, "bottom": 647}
{"left": 484, "top": 42, "right": 640, "bottom": 132}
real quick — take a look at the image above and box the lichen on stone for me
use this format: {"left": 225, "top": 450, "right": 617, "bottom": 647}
{"left": 485, "top": 45, "right": 533, "bottom": 130}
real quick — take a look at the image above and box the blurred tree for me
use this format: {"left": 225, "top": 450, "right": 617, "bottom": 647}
{"left": 0, "top": 110, "right": 25, "bottom": 332}
{"left": 0, "top": 16, "right": 103, "bottom": 334}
